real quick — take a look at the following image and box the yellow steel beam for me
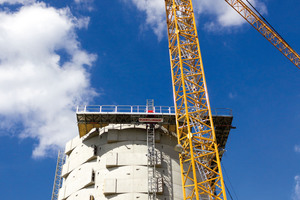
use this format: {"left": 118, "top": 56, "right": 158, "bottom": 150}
{"left": 225, "top": 0, "right": 300, "bottom": 69}
{"left": 164, "top": 0, "right": 227, "bottom": 199}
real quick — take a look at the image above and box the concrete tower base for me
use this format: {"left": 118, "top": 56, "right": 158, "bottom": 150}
{"left": 58, "top": 124, "right": 183, "bottom": 200}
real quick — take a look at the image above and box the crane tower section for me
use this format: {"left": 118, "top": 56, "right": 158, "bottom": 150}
{"left": 165, "top": 0, "right": 227, "bottom": 200}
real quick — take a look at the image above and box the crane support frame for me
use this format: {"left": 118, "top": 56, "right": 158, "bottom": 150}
{"left": 165, "top": 0, "right": 227, "bottom": 199}
{"left": 225, "top": 0, "right": 300, "bottom": 69}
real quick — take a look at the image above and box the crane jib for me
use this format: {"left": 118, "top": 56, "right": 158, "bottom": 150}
{"left": 225, "top": 0, "right": 300, "bottom": 69}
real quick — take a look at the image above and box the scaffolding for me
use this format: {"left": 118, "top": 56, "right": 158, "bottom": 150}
{"left": 51, "top": 150, "right": 65, "bottom": 200}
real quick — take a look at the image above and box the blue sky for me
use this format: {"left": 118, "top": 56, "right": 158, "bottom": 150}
{"left": 0, "top": 0, "right": 299, "bottom": 199}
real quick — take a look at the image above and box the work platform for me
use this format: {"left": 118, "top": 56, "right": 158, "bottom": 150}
{"left": 76, "top": 105, "right": 234, "bottom": 152}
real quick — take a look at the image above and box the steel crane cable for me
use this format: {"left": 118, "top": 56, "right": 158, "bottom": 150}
{"left": 221, "top": 162, "right": 239, "bottom": 200}
{"left": 225, "top": 182, "right": 234, "bottom": 200}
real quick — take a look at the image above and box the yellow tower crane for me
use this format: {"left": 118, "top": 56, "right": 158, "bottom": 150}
{"left": 164, "top": 0, "right": 299, "bottom": 200}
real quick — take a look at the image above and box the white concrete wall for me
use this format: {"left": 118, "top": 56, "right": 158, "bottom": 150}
{"left": 58, "top": 124, "right": 184, "bottom": 200}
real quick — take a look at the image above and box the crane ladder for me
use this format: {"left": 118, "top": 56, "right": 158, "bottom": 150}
{"left": 147, "top": 124, "right": 157, "bottom": 200}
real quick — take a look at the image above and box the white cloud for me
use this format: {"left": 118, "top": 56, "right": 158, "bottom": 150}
{"left": 0, "top": 0, "right": 94, "bottom": 6}
{"left": 293, "top": 176, "right": 300, "bottom": 200}
{"left": 123, "top": 0, "right": 166, "bottom": 40}
{"left": 295, "top": 145, "right": 300, "bottom": 153}
{"left": 74, "top": 0, "right": 94, "bottom": 11}
{"left": 0, "top": 3, "right": 97, "bottom": 158}
{"left": 0, "top": 0, "right": 35, "bottom": 5}
{"left": 195, "top": 0, "right": 267, "bottom": 31}
{"left": 123, "top": 0, "right": 267, "bottom": 37}
{"left": 74, "top": 0, "right": 93, "bottom": 3}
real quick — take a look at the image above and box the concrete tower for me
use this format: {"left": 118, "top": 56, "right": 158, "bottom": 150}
{"left": 53, "top": 104, "right": 233, "bottom": 200}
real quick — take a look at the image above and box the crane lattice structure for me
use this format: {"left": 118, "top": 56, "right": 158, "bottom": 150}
{"left": 165, "top": 0, "right": 227, "bottom": 199}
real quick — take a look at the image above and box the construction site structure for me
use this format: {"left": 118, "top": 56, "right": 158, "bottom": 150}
{"left": 51, "top": 0, "right": 300, "bottom": 199}
{"left": 54, "top": 104, "right": 233, "bottom": 200}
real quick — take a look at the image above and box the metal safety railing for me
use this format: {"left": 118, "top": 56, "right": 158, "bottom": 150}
{"left": 211, "top": 108, "right": 233, "bottom": 116}
{"left": 76, "top": 105, "right": 232, "bottom": 116}
{"left": 76, "top": 105, "right": 176, "bottom": 114}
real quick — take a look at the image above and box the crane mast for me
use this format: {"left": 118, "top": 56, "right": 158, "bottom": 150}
{"left": 224, "top": 0, "right": 300, "bottom": 69}
{"left": 165, "top": 0, "right": 227, "bottom": 199}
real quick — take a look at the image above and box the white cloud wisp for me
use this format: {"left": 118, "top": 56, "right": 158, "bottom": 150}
{"left": 295, "top": 145, "right": 300, "bottom": 153}
{"left": 0, "top": 0, "right": 35, "bottom": 5}
{"left": 0, "top": 3, "right": 97, "bottom": 158}
{"left": 293, "top": 176, "right": 300, "bottom": 200}
{"left": 125, "top": 0, "right": 166, "bottom": 40}
{"left": 194, "top": 0, "right": 267, "bottom": 31}
{"left": 123, "top": 0, "right": 267, "bottom": 37}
